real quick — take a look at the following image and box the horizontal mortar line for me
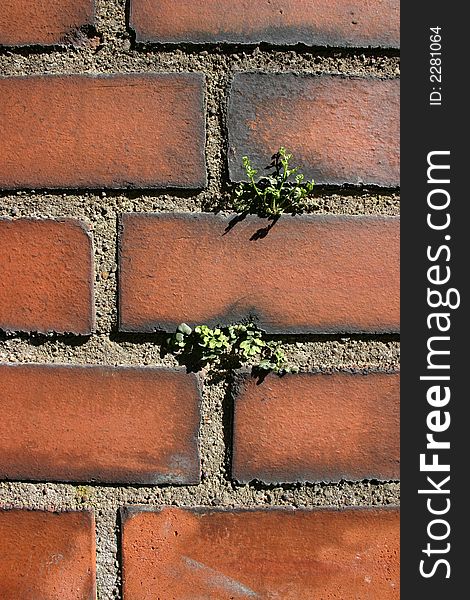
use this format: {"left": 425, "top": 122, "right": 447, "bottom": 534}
{"left": 0, "top": 60, "right": 400, "bottom": 76}
{"left": 0, "top": 341, "right": 401, "bottom": 363}
{"left": 0, "top": 193, "right": 400, "bottom": 205}
{"left": 0, "top": 66, "right": 400, "bottom": 80}
{"left": 0, "top": 202, "right": 401, "bottom": 214}
{"left": 0, "top": 489, "right": 400, "bottom": 507}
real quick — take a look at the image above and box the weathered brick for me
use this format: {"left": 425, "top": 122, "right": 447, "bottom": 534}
{"left": 228, "top": 73, "right": 400, "bottom": 186}
{"left": 121, "top": 506, "right": 400, "bottom": 599}
{"left": 0, "top": 509, "right": 95, "bottom": 600}
{"left": 0, "top": 1, "right": 95, "bottom": 47}
{"left": 129, "top": 0, "right": 399, "bottom": 48}
{"left": 0, "top": 219, "right": 94, "bottom": 335}
{"left": 233, "top": 371, "right": 400, "bottom": 483}
{"left": 0, "top": 364, "right": 201, "bottom": 484}
{"left": 119, "top": 213, "right": 399, "bottom": 334}
{"left": 0, "top": 74, "right": 206, "bottom": 190}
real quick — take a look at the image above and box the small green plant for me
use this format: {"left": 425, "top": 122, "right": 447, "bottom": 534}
{"left": 166, "top": 322, "right": 296, "bottom": 375}
{"left": 234, "top": 147, "right": 315, "bottom": 217}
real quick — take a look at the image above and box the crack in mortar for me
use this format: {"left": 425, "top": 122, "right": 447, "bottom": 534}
{"left": 0, "top": 1, "right": 400, "bottom": 597}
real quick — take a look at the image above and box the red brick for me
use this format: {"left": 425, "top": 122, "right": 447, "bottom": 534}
{"left": 130, "top": 0, "right": 399, "bottom": 48}
{"left": 228, "top": 73, "right": 400, "bottom": 187}
{"left": 0, "top": 1, "right": 95, "bottom": 47}
{"left": 0, "top": 509, "right": 95, "bottom": 600}
{"left": 0, "top": 364, "right": 201, "bottom": 484}
{"left": 119, "top": 213, "right": 399, "bottom": 334}
{"left": 0, "top": 219, "right": 94, "bottom": 335}
{"left": 0, "top": 74, "right": 206, "bottom": 190}
{"left": 121, "top": 506, "right": 400, "bottom": 599}
{"left": 233, "top": 371, "right": 400, "bottom": 483}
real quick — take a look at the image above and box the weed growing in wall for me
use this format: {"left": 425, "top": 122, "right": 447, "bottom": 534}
{"left": 234, "top": 147, "right": 316, "bottom": 217}
{"left": 166, "top": 322, "right": 297, "bottom": 375}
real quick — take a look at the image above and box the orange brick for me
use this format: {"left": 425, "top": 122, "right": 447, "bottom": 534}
{"left": 228, "top": 73, "right": 400, "bottom": 186}
{"left": 0, "top": 0, "right": 95, "bottom": 46}
{"left": 121, "top": 506, "right": 400, "bottom": 599}
{"left": 0, "top": 509, "right": 95, "bottom": 600}
{"left": 119, "top": 213, "right": 399, "bottom": 333}
{"left": 0, "top": 219, "right": 94, "bottom": 335}
{"left": 130, "top": 0, "right": 399, "bottom": 47}
{"left": 233, "top": 371, "right": 400, "bottom": 483}
{"left": 0, "top": 74, "right": 206, "bottom": 190}
{"left": 0, "top": 364, "right": 201, "bottom": 484}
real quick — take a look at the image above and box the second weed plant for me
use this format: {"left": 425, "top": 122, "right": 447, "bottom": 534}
{"left": 166, "top": 322, "right": 296, "bottom": 375}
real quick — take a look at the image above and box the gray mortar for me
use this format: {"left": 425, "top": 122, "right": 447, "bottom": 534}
{"left": 0, "top": 1, "right": 400, "bottom": 597}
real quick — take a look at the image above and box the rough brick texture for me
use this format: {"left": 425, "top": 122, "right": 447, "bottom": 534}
{"left": 0, "top": 364, "right": 201, "bottom": 484}
{"left": 0, "top": 219, "right": 94, "bottom": 335}
{"left": 130, "top": 0, "right": 399, "bottom": 48}
{"left": 0, "top": 509, "right": 96, "bottom": 600}
{"left": 228, "top": 73, "right": 400, "bottom": 186}
{"left": 232, "top": 371, "right": 400, "bottom": 483}
{"left": 0, "top": 74, "right": 206, "bottom": 190}
{"left": 119, "top": 213, "right": 399, "bottom": 334}
{"left": 0, "top": 1, "right": 95, "bottom": 47}
{"left": 121, "top": 506, "right": 400, "bottom": 599}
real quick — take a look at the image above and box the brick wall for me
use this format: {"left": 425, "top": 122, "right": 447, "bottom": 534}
{"left": 0, "top": 1, "right": 400, "bottom": 597}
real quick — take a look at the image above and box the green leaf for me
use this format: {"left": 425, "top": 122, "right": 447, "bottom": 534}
{"left": 166, "top": 320, "right": 294, "bottom": 376}
{"left": 232, "top": 148, "right": 314, "bottom": 217}
{"left": 177, "top": 323, "right": 192, "bottom": 335}
{"left": 258, "top": 359, "right": 274, "bottom": 370}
